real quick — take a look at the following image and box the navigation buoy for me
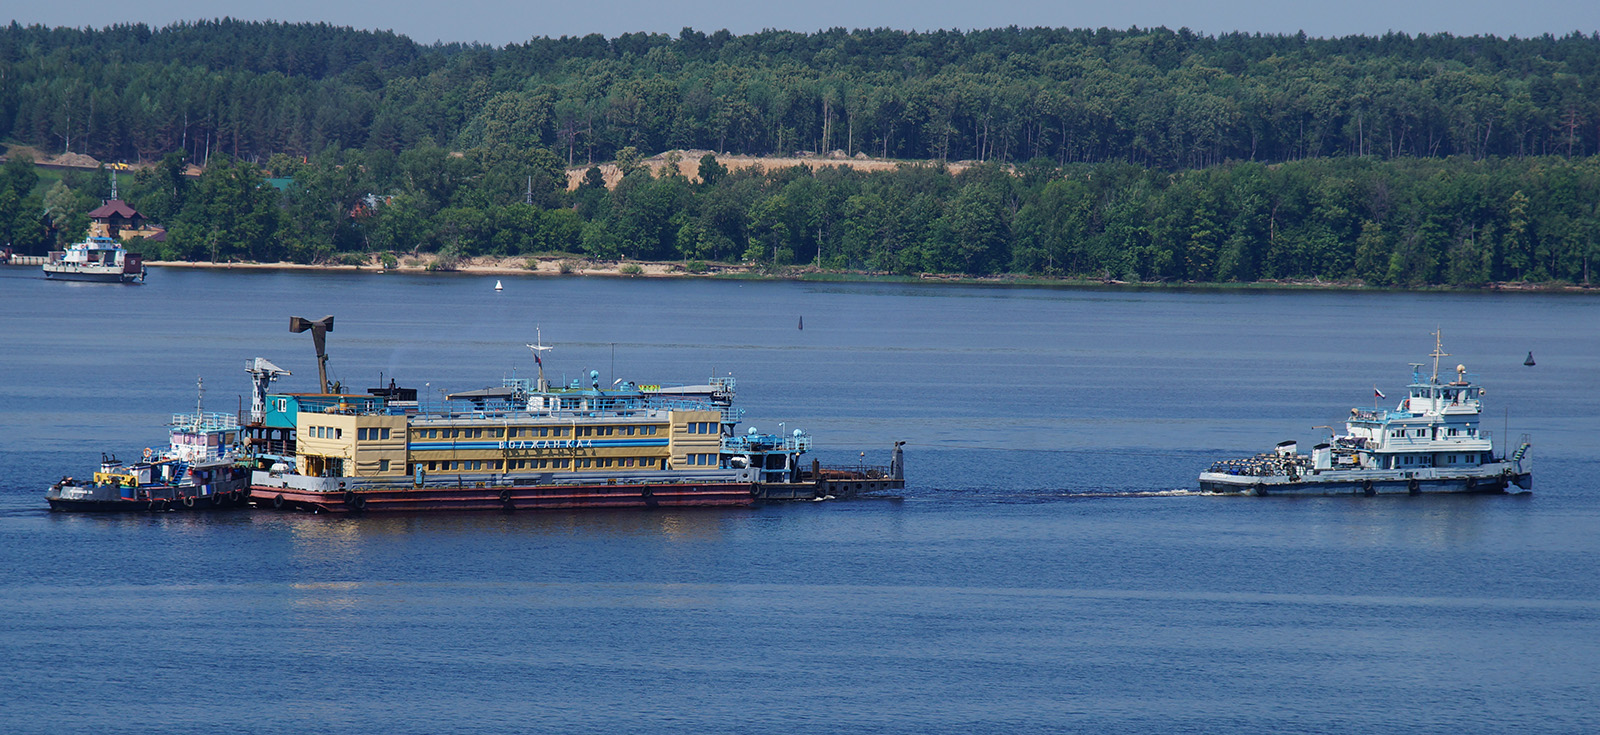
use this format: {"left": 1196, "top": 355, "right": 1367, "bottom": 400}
{"left": 494, "top": 280, "right": 503, "bottom": 292}
{"left": 798, "top": 315, "right": 803, "bottom": 330}
{"left": 1524, "top": 351, "right": 1535, "bottom": 366}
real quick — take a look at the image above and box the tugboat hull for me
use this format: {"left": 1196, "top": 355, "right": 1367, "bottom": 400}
{"left": 45, "top": 479, "right": 252, "bottom": 512}
{"left": 46, "top": 492, "right": 252, "bottom": 512}
{"left": 1199, "top": 468, "right": 1532, "bottom": 497}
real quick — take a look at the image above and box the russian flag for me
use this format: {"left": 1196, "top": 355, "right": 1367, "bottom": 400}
{"left": 535, "top": 354, "right": 542, "bottom": 366}
{"left": 1374, "top": 386, "right": 1386, "bottom": 399}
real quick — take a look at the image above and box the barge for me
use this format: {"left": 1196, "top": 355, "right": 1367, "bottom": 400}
{"left": 245, "top": 326, "right": 902, "bottom": 513}
{"left": 1199, "top": 332, "right": 1531, "bottom": 497}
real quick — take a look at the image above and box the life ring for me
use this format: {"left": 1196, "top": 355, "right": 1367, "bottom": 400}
{"left": 182, "top": 495, "right": 196, "bottom": 508}
{"left": 1362, "top": 480, "right": 1375, "bottom": 497}
{"left": 142, "top": 447, "right": 153, "bottom": 460}
{"left": 1408, "top": 478, "right": 1420, "bottom": 494}
{"left": 272, "top": 494, "right": 286, "bottom": 510}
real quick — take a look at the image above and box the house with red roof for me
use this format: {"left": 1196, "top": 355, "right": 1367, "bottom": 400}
{"left": 87, "top": 200, "right": 165, "bottom": 241}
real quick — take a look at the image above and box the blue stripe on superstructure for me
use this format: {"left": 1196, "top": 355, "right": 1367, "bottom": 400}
{"left": 407, "top": 439, "right": 671, "bottom": 451}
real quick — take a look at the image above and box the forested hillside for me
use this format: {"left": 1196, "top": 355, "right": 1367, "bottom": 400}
{"left": 6, "top": 21, "right": 1600, "bottom": 166}
{"left": 2, "top": 21, "right": 1598, "bottom": 285}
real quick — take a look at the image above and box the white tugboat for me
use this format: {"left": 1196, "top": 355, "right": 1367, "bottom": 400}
{"left": 1199, "top": 332, "right": 1532, "bottom": 496}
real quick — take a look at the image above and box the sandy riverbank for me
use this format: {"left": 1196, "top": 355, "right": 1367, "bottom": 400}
{"left": 139, "top": 256, "right": 1598, "bottom": 292}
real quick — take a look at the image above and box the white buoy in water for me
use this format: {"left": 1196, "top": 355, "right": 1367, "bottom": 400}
{"left": 494, "top": 280, "right": 503, "bottom": 291}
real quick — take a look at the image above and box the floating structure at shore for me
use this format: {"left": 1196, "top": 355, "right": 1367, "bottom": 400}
{"left": 43, "top": 236, "right": 145, "bottom": 283}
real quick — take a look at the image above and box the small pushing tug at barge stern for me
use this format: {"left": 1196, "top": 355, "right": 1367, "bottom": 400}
{"left": 45, "top": 379, "right": 252, "bottom": 512}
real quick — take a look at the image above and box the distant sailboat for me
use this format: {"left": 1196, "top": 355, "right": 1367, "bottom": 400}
{"left": 494, "top": 280, "right": 503, "bottom": 292}
{"left": 1524, "top": 351, "right": 1535, "bottom": 366}
{"left": 798, "top": 315, "right": 803, "bottom": 330}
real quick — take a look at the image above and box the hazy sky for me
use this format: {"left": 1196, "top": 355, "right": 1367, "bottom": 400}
{"left": 12, "top": 0, "right": 1600, "bottom": 46}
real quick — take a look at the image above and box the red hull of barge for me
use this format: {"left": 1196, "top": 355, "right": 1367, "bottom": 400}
{"left": 251, "top": 481, "right": 755, "bottom": 513}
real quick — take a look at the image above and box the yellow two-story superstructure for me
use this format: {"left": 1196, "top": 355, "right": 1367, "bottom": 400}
{"left": 248, "top": 364, "right": 831, "bottom": 513}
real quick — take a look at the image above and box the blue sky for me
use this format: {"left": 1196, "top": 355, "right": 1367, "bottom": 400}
{"left": 12, "top": 0, "right": 1599, "bottom": 46}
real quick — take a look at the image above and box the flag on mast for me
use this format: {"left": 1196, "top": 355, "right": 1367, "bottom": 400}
{"left": 1374, "top": 386, "right": 1386, "bottom": 399}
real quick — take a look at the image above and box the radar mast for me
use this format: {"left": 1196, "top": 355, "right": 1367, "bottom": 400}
{"left": 1429, "top": 329, "right": 1450, "bottom": 384}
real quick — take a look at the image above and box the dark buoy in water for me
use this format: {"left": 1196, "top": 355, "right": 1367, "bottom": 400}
{"left": 798, "top": 315, "right": 803, "bottom": 330}
{"left": 1524, "top": 351, "right": 1536, "bottom": 366}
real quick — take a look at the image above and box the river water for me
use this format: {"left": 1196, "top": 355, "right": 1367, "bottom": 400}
{"left": 2, "top": 267, "right": 1597, "bottom": 733}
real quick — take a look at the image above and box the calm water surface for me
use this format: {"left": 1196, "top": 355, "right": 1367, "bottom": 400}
{"left": 2, "top": 267, "right": 1598, "bottom": 733}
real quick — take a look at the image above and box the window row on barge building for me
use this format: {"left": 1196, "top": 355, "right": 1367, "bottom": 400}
{"left": 245, "top": 374, "right": 805, "bottom": 483}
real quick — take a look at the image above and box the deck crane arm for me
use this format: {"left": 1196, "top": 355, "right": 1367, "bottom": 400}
{"left": 289, "top": 315, "right": 334, "bottom": 393}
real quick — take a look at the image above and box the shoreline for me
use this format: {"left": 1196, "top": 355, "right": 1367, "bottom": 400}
{"left": 139, "top": 257, "right": 1599, "bottom": 293}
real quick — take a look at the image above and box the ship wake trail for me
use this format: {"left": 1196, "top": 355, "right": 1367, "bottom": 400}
{"left": 1060, "top": 489, "right": 1204, "bottom": 499}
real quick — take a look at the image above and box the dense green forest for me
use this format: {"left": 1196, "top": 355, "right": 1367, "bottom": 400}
{"left": 2, "top": 21, "right": 1599, "bottom": 285}
{"left": 6, "top": 21, "right": 1600, "bottom": 166}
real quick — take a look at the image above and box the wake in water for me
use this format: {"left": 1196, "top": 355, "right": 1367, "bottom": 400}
{"left": 913, "top": 486, "right": 1211, "bottom": 502}
{"left": 1061, "top": 489, "right": 1208, "bottom": 498}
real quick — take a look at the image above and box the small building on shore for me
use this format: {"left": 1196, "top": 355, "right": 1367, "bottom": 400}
{"left": 86, "top": 200, "right": 165, "bottom": 242}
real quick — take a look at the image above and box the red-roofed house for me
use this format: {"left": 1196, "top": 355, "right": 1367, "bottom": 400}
{"left": 87, "top": 199, "right": 165, "bottom": 241}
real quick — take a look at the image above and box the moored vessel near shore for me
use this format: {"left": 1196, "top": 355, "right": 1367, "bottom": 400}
{"left": 1198, "top": 332, "right": 1531, "bottom": 497}
{"left": 43, "top": 236, "right": 145, "bottom": 283}
{"left": 45, "top": 380, "right": 252, "bottom": 511}
{"left": 244, "top": 326, "right": 903, "bottom": 513}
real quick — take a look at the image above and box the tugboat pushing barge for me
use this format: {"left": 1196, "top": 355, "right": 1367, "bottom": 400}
{"left": 244, "top": 318, "right": 903, "bottom": 513}
{"left": 1199, "top": 332, "right": 1532, "bottom": 497}
{"left": 45, "top": 379, "right": 252, "bottom": 511}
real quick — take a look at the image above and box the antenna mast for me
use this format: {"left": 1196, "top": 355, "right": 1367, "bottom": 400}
{"left": 526, "top": 326, "right": 554, "bottom": 392}
{"left": 1429, "top": 329, "right": 1449, "bottom": 384}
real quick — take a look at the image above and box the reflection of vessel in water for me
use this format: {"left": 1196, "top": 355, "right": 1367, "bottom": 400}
{"left": 1199, "top": 332, "right": 1531, "bottom": 497}
{"left": 246, "top": 324, "right": 903, "bottom": 513}
{"left": 46, "top": 379, "right": 251, "bottom": 511}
